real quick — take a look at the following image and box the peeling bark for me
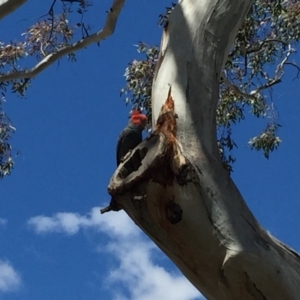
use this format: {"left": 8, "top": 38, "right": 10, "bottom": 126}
{"left": 105, "top": 0, "right": 300, "bottom": 299}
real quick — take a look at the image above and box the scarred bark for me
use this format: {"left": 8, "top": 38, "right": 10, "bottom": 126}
{"left": 107, "top": 0, "right": 300, "bottom": 299}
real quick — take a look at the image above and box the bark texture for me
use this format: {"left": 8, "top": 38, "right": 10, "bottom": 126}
{"left": 107, "top": 0, "right": 300, "bottom": 299}
{"left": 0, "top": 0, "right": 25, "bottom": 20}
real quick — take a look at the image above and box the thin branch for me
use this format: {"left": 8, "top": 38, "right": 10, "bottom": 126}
{"left": 47, "top": 0, "right": 57, "bottom": 42}
{"left": 275, "top": 44, "right": 295, "bottom": 78}
{"left": 249, "top": 78, "right": 281, "bottom": 95}
{"left": 222, "top": 70, "right": 281, "bottom": 99}
{"left": 0, "top": 0, "right": 26, "bottom": 20}
{"left": 221, "top": 71, "right": 256, "bottom": 100}
{"left": 284, "top": 62, "right": 300, "bottom": 80}
{"left": 246, "top": 39, "right": 288, "bottom": 54}
{"left": 224, "top": 43, "right": 297, "bottom": 98}
{"left": 228, "top": 38, "right": 287, "bottom": 58}
{"left": 248, "top": 45, "right": 296, "bottom": 94}
{"left": 0, "top": 0, "right": 125, "bottom": 82}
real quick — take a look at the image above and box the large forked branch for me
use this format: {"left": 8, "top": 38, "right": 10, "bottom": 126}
{"left": 105, "top": 1, "right": 300, "bottom": 299}
{"left": 106, "top": 86, "right": 300, "bottom": 299}
{"left": 0, "top": 0, "right": 26, "bottom": 20}
{"left": 0, "top": 0, "right": 125, "bottom": 82}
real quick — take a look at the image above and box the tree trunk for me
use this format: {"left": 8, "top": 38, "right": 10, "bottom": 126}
{"left": 108, "top": 0, "right": 300, "bottom": 299}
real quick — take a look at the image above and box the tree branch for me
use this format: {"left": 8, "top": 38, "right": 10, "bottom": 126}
{"left": 0, "top": 0, "right": 125, "bottom": 82}
{"left": 121, "top": 1, "right": 300, "bottom": 298}
{"left": 0, "top": 0, "right": 26, "bottom": 20}
{"left": 249, "top": 44, "right": 295, "bottom": 95}
{"left": 223, "top": 43, "right": 298, "bottom": 101}
{"left": 246, "top": 39, "right": 288, "bottom": 54}
{"left": 221, "top": 71, "right": 256, "bottom": 100}
{"left": 275, "top": 44, "right": 295, "bottom": 78}
{"left": 284, "top": 62, "right": 300, "bottom": 79}
{"left": 249, "top": 78, "right": 281, "bottom": 95}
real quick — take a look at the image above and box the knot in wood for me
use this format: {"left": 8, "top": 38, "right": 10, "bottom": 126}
{"left": 166, "top": 199, "right": 183, "bottom": 224}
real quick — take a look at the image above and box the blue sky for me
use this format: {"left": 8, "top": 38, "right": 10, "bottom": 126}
{"left": 1, "top": 1, "right": 300, "bottom": 300}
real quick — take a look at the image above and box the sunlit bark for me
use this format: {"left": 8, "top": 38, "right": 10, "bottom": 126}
{"left": 108, "top": 0, "right": 300, "bottom": 299}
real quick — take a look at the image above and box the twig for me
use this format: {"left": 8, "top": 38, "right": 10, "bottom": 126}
{"left": 275, "top": 44, "right": 295, "bottom": 78}
{"left": 221, "top": 71, "right": 256, "bottom": 100}
{"left": 223, "top": 43, "right": 297, "bottom": 98}
{"left": 249, "top": 78, "right": 281, "bottom": 95}
{"left": 47, "top": 0, "right": 57, "bottom": 43}
{"left": 284, "top": 62, "right": 300, "bottom": 80}
{"left": 246, "top": 39, "right": 288, "bottom": 54}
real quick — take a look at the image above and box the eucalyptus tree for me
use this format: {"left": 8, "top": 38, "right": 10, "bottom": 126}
{"left": 1, "top": 1, "right": 300, "bottom": 298}
{"left": 107, "top": 1, "right": 300, "bottom": 298}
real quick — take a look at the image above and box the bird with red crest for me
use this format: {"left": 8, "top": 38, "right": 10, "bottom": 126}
{"left": 115, "top": 109, "right": 148, "bottom": 166}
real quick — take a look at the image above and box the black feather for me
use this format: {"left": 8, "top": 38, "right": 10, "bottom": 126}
{"left": 116, "top": 123, "right": 143, "bottom": 166}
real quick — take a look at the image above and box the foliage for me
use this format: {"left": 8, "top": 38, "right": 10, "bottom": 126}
{"left": 248, "top": 123, "right": 282, "bottom": 159}
{"left": 0, "top": 0, "right": 92, "bottom": 177}
{"left": 120, "top": 43, "right": 159, "bottom": 126}
{"left": 1, "top": 0, "right": 300, "bottom": 177}
{"left": 0, "top": 96, "right": 15, "bottom": 178}
{"left": 0, "top": 0, "right": 92, "bottom": 96}
{"left": 121, "top": 0, "right": 300, "bottom": 172}
{"left": 157, "top": 3, "right": 177, "bottom": 28}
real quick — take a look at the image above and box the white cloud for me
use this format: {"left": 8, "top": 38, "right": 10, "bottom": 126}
{"left": 28, "top": 212, "right": 85, "bottom": 235}
{"left": 27, "top": 207, "right": 137, "bottom": 237}
{"left": 0, "top": 218, "right": 7, "bottom": 227}
{"left": 0, "top": 260, "right": 21, "bottom": 293}
{"left": 106, "top": 238, "right": 202, "bottom": 300}
{"left": 28, "top": 208, "right": 203, "bottom": 300}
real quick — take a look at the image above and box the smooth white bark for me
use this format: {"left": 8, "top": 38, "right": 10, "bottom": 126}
{"left": 0, "top": 0, "right": 25, "bottom": 20}
{"left": 109, "top": 0, "right": 300, "bottom": 299}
